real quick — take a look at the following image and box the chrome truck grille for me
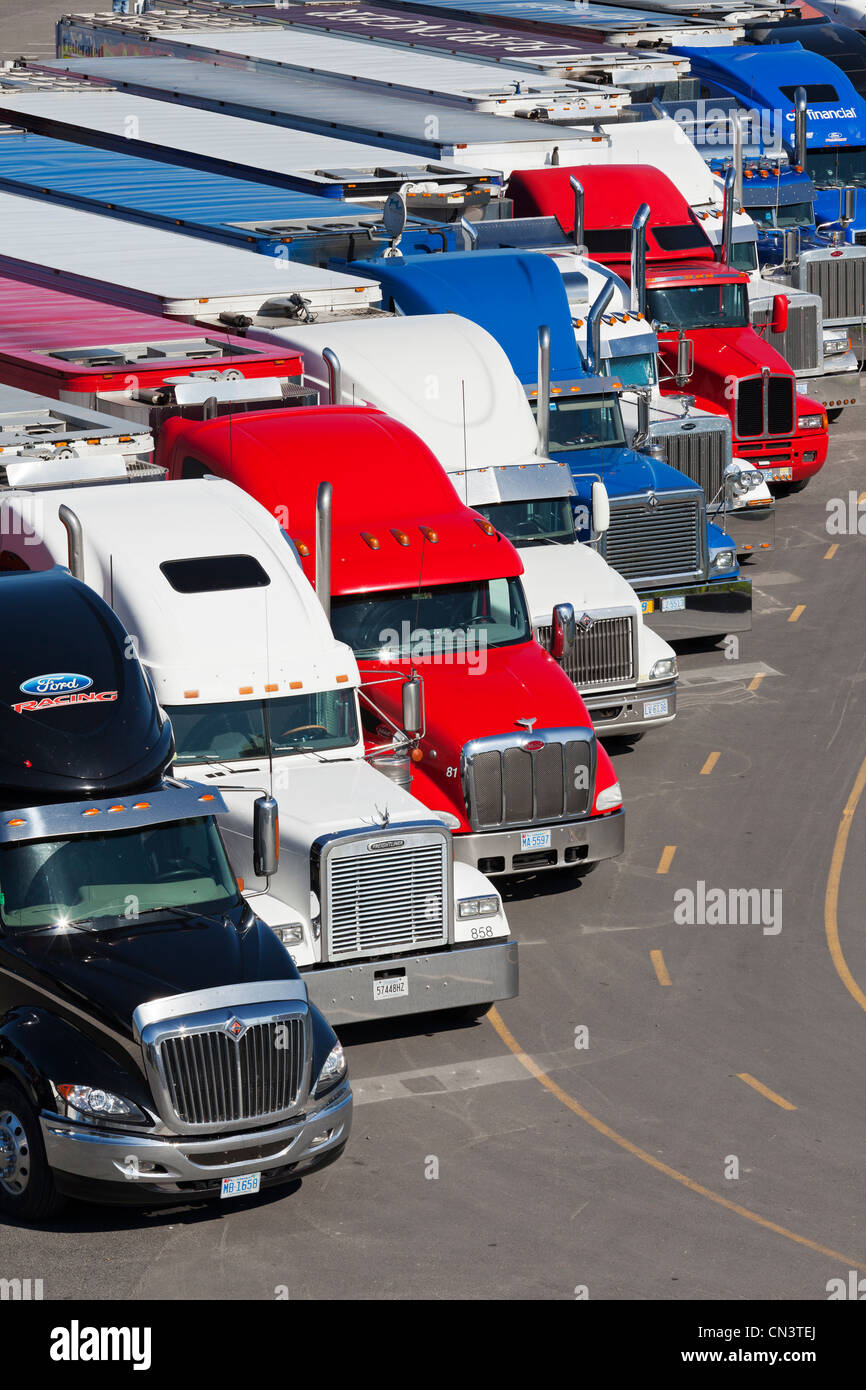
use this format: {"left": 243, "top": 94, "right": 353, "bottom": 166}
{"left": 750, "top": 301, "right": 819, "bottom": 373}
{"left": 735, "top": 374, "right": 795, "bottom": 438}
{"left": 463, "top": 729, "right": 595, "bottom": 830}
{"left": 604, "top": 495, "right": 702, "bottom": 587}
{"left": 320, "top": 828, "right": 449, "bottom": 960}
{"left": 138, "top": 1001, "right": 311, "bottom": 1133}
{"left": 651, "top": 420, "right": 729, "bottom": 502}
{"left": 806, "top": 256, "right": 866, "bottom": 322}
{"left": 535, "top": 613, "right": 636, "bottom": 687}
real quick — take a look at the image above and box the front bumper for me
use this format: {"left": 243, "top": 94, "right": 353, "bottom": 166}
{"left": 453, "top": 805, "right": 625, "bottom": 876}
{"left": 797, "top": 363, "right": 859, "bottom": 411}
{"left": 42, "top": 1085, "right": 352, "bottom": 1205}
{"left": 303, "top": 938, "right": 519, "bottom": 1026}
{"left": 639, "top": 579, "right": 752, "bottom": 641}
{"left": 584, "top": 677, "right": 677, "bottom": 736}
{"left": 709, "top": 501, "right": 775, "bottom": 555}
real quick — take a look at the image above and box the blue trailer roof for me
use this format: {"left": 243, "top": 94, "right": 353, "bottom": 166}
{"left": 350, "top": 248, "right": 585, "bottom": 380}
{"left": 673, "top": 43, "right": 866, "bottom": 149}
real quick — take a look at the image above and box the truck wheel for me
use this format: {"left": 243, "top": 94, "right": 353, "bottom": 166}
{"left": 0, "top": 1082, "right": 66, "bottom": 1222}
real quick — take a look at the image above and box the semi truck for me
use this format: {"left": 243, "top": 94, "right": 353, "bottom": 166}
{"left": 157, "top": 403, "right": 627, "bottom": 876}
{"left": 0, "top": 418, "right": 516, "bottom": 1021}
{"left": 0, "top": 565, "right": 352, "bottom": 1219}
{"left": 346, "top": 247, "right": 750, "bottom": 638}
{"left": 507, "top": 163, "right": 831, "bottom": 490}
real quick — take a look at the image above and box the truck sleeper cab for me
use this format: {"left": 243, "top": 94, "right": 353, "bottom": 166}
{"left": 0, "top": 569, "right": 350, "bottom": 1220}
{"left": 159, "top": 406, "right": 626, "bottom": 877}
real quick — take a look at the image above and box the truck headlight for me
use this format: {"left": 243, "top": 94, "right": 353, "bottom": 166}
{"left": 798, "top": 413, "right": 826, "bottom": 430}
{"left": 649, "top": 657, "right": 677, "bottom": 680}
{"left": 823, "top": 330, "right": 851, "bottom": 356}
{"left": 711, "top": 550, "right": 736, "bottom": 572}
{"left": 458, "top": 895, "right": 500, "bottom": 919}
{"left": 595, "top": 781, "right": 623, "bottom": 812}
{"left": 57, "top": 1085, "right": 148, "bottom": 1124}
{"left": 273, "top": 923, "right": 304, "bottom": 947}
{"left": 314, "top": 1042, "right": 347, "bottom": 1097}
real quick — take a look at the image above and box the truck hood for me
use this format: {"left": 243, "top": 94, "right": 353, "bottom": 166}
{"left": 274, "top": 755, "right": 446, "bottom": 835}
{"left": 658, "top": 325, "right": 794, "bottom": 387}
{"left": 517, "top": 540, "right": 639, "bottom": 621}
{"left": 8, "top": 905, "right": 297, "bottom": 1044}
{"left": 551, "top": 444, "right": 701, "bottom": 499}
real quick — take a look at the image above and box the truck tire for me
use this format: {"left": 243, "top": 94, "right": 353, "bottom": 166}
{"left": 0, "top": 1082, "right": 66, "bottom": 1222}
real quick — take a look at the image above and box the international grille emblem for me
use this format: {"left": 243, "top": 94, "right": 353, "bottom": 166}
{"left": 226, "top": 1018, "right": 246, "bottom": 1040}
{"left": 646, "top": 492, "right": 659, "bottom": 513}
{"left": 578, "top": 613, "right": 593, "bottom": 632}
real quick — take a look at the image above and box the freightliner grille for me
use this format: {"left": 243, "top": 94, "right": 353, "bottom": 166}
{"left": 656, "top": 425, "right": 728, "bottom": 502}
{"left": 326, "top": 839, "right": 448, "bottom": 959}
{"left": 535, "top": 614, "right": 635, "bottom": 687}
{"left": 465, "top": 734, "right": 593, "bottom": 830}
{"left": 604, "top": 496, "right": 702, "bottom": 585}
{"left": 750, "top": 302, "right": 819, "bottom": 373}
{"left": 158, "top": 1018, "right": 306, "bottom": 1127}
{"left": 806, "top": 257, "right": 866, "bottom": 321}
{"left": 736, "top": 376, "right": 794, "bottom": 438}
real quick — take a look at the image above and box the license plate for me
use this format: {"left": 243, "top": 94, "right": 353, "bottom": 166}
{"left": 221, "top": 1172, "right": 261, "bottom": 1200}
{"left": 374, "top": 974, "right": 409, "bottom": 1001}
{"left": 661, "top": 596, "right": 686, "bottom": 612}
{"left": 640, "top": 599, "right": 655, "bottom": 614}
{"left": 521, "top": 829, "right": 552, "bottom": 851}
{"left": 644, "top": 698, "right": 669, "bottom": 718}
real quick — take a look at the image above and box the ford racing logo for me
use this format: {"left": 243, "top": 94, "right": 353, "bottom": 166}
{"left": 19, "top": 673, "right": 94, "bottom": 697}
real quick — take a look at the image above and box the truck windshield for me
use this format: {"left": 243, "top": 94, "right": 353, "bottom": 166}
{"left": 806, "top": 145, "right": 866, "bottom": 187}
{"left": 751, "top": 203, "right": 813, "bottom": 229}
{"left": 646, "top": 282, "right": 748, "bottom": 329}
{"left": 604, "top": 354, "right": 657, "bottom": 388}
{"left": 0, "top": 818, "right": 238, "bottom": 931}
{"left": 531, "top": 395, "right": 626, "bottom": 451}
{"left": 167, "top": 690, "right": 359, "bottom": 765}
{"left": 473, "top": 497, "right": 575, "bottom": 547}
{"left": 331, "top": 577, "right": 531, "bottom": 659}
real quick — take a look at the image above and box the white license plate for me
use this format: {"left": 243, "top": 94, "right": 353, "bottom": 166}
{"left": 374, "top": 974, "right": 409, "bottom": 1001}
{"left": 661, "top": 596, "right": 686, "bottom": 612}
{"left": 644, "top": 698, "right": 670, "bottom": 718}
{"left": 221, "top": 1172, "right": 261, "bottom": 1200}
{"left": 521, "top": 829, "right": 552, "bottom": 851}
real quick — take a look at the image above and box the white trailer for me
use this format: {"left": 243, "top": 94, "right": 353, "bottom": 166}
{"left": 0, "top": 452, "right": 516, "bottom": 1024}
{"left": 0, "top": 383, "right": 154, "bottom": 473}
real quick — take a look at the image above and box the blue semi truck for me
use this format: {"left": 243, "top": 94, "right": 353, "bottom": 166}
{"left": 349, "top": 246, "right": 750, "bottom": 640}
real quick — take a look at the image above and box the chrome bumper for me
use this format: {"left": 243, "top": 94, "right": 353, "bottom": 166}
{"left": 453, "top": 806, "right": 625, "bottom": 876}
{"left": 639, "top": 579, "right": 752, "bottom": 641}
{"left": 798, "top": 366, "right": 859, "bottom": 410}
{"left": 709, "top": 502, "right": 775, "bottom": 555}
{"left": 584, "top": 678, "right": 677, "bottom": 736}
{"left": 41, "top": 1085, "right": 352, "bottom": 1196}
{"left": 304, "top": 939, "right": 519, "bottom": 1026}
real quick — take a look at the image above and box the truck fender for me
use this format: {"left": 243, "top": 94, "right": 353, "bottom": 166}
{"left": 0, "top": 1007, "right": 152, "bottom": 1117}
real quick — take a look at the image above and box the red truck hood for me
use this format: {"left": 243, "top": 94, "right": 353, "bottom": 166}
{"left": 658, "top": 323, "right": 796, "bottom": 382}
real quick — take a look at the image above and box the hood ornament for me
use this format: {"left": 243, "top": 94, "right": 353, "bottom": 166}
{"left": 516, "top": 717, "right": 537, "bottom": 731}
{"left": 373, "top": 803, "right": 391, "bottom": 828}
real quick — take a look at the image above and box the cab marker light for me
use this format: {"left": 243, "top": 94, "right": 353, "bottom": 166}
{"left": 83, "top": 808, "right": 100, "bottom": 817}
{"left": 390, "top": 528, "right": 410, "bottom": 546}
{"left": 198, "top": 794, "right": 216, "bottom": 802}
{"left": 336, "top": 674, "right": 349, "bottom": 683}
{"left": 133, "top": 802, "right": 151, "bottom": 810}
{"left": 107, "top": 805, "right": 125, "bottom": 813}
{"left": 475, "top": 518, "right": 496, "bottom": 536}
{"left": 236, "top": 877, "right": 245, "bottom": 892}
{"left": 239, "top": 685, "right": 253, "bottom": 695}
{"left": 419, "top": 526, "right": 438, "bottom": 543}
{"left": 290, "top": 680, "right": 303, "bottom": 690}
{"left": 296, "top": 541, "right": 310, "bottom": 556}
{"left": 7, "top": 819, "right": 25, "bottom": 827}
{"left": 361, "top": 532, "right": 381, "bottom": 549}
{"left": 265, "top": 683, "right": 278, "bottom": 692}
{"left": 184, "top": 690, "right": 199, "bottom": 699}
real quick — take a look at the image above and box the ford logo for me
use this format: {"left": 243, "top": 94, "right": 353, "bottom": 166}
{"left": 19, "top": 673, "right": 93, "bottom": 697}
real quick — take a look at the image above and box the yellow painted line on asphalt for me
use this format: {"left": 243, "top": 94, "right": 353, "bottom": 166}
{"left": 824, "top": 543, "right": 838, "bottom": 560}
{"left": 488, "top": 1008, "right": 866, "bottom": 1274}
{"left": 788, "top": 605, "right": 806, "bottom": 623}
{"left": 737, "top": 1073, "right": 797, "bottom": 1111}
{"left": 748, "top": 673, "right": 765, "bottom": 693}
{"left": 656, "top": 845, "right": 677, "bottom": 875}
{"left": 700, "top": 751, "right": 721, "bottom": 776}
{"left": 824, "top": 753, "right": 866, "bottom": 1015}
{"left": 650, "top": 949, "right": 671, "bottom": 987}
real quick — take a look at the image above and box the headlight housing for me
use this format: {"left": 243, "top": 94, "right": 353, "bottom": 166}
{"left": 823, "top": 330, "right": 850, "bottom": 356}
{"left": 595, "top": 780, "right": 623, "bottom": 813}
{"left": 458, "top": 895, "right": 500, "bottom": 919}
{"left": 56, "top": 1084, "right": 149, "bottom": 1125}
{"left": 314, "top": 1042, "right": 347, "bottom": 1098}
{"left": 649, "top": 657, "right": 677, "bottom": 680}
{"left": 798, "top": 413, "right": 826, "bottom": 431}
{"left": 711, "top": 550, "right": 736, "bottom": 572}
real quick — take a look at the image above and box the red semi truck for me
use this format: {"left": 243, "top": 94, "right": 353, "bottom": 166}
{"left": 507, "top": 164, "right": 829, "bottom": 489}
{"left": 157, "top": 403, "right": 626, "bottom": 877}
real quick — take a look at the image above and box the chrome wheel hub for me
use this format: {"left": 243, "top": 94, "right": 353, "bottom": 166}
{"left": 0, "top": 1110, "right": 30, "bottom": 1195}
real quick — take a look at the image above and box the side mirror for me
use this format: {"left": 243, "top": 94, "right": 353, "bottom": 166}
{"left": 591, "top": 480, "right": 610, "bottom": 535}
{"left": 771, "top": 293, "right": 789, "bottom": 336}
{"left": 551, "top": 603, "right": 576, "bottom": 661}
{"left": 402, "top": 676, "right": 423, "bottom": 737}
{"left": 676, "top": 334, "right": 694, "bottom": 387}
{"left": 253, "top": 795, "right": 279, "bottom": 878}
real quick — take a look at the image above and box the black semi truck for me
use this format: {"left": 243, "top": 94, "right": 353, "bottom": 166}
{"left": 0, "top": 568, "right": 351, "bottom": 1221}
